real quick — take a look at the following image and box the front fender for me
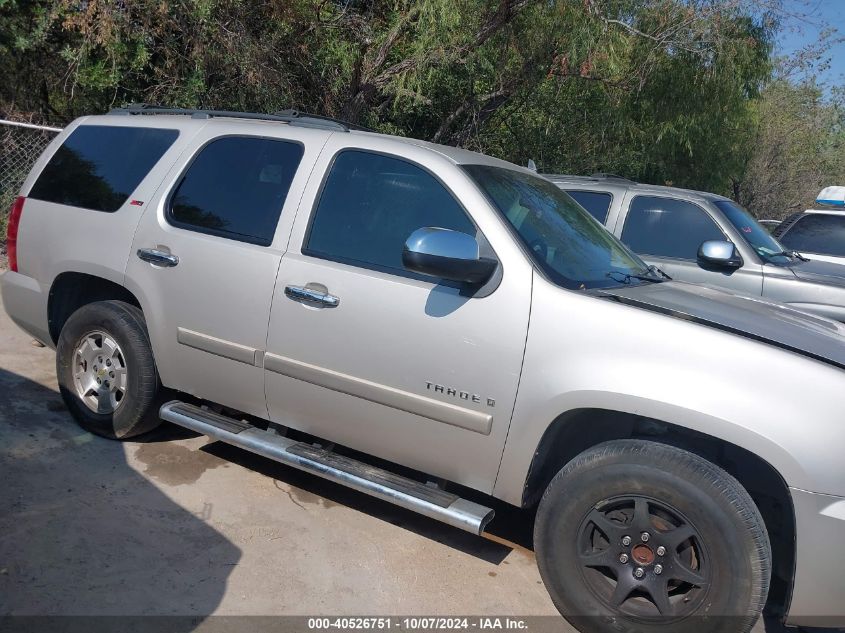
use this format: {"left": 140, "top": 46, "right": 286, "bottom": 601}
{"left": 493, "top": 276, "right": 845, "bottom": 505}
{"left": 781, "top": 302, "right": 845, "bottom": 323}
{"left": 763, "top": 272, "right": 845, "bottom": 323}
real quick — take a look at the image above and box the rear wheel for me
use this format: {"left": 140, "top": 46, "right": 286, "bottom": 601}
{"left": 57, "top": 300, "right": 164, "bottom": 439}
{"left": 534, "top": 439, "right": 770, "bottom": 633}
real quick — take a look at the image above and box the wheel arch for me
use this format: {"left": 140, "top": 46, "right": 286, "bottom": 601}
{"left": 519, "top": 407, "right": 796, "bottom": 619}
{"left": 48, "top": 271, "right": 142, "bottom": 344}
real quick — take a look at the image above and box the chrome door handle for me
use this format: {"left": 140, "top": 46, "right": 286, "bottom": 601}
{"left": 137, "top": 248, "right": 179, "bottom": 267}
{"left": 285, "top": 285, "right": 340, "bottom": 308}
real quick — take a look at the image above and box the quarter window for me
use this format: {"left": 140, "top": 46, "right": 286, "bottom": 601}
{"left": 621, "top": 196, "right": 724, "bottom": 259}
{"left": 779, "top": 214, "right": 845, "bottom": 257}
{"left": 305, "top": 150, "right": 475, "bottom": 273}
{"left": 565, "top": 190, "right": 612, "bottom": 224}
{"left": 29, "top": 125, "right": 178, "bottom": 213}
{"left": 169, "top": 136, "right": 303, "bottom": 246}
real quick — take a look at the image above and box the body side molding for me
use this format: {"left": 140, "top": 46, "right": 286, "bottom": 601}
{"left": 176, "top": 327, "right": 260, "bottom": 366}
{"left": 264, "top": 352, "right": 493, "bottom": 435}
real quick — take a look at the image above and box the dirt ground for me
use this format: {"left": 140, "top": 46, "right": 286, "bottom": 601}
{"left": 0, "top": 282, "right": 815, "bottom": 632}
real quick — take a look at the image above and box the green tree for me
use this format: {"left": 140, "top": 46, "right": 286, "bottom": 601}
{"left": 0, "top": 0, "right": 798, "bottom": 231}
{"left": 733, "top": 79, "right": 845, "bottom": 219}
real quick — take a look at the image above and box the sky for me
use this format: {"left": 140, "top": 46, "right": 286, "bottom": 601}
{"left": 777, "top": 0, "right": 845, "bottom": 89}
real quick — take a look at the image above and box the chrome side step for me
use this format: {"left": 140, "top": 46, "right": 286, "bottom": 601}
{"left": 159, "top": 401, "right": 495, "bottom": 535}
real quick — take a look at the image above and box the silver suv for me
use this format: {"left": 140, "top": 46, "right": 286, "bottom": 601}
{"left": 549, "top": 175, "right": 845, "bottom": 322}
{"left": 3, "top": 107, "right": 845, "bottom": 632}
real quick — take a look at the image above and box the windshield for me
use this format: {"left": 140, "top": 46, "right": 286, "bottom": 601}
{"left": 464, "top": 164, "right": 656, "bottom": 289}
{"left": 713, "top": 199, "right": 791, "bottom": 263}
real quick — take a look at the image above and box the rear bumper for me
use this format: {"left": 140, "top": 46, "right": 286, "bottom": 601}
{"left": 0, "top": 270, "right": 51, "bottom": 347}
{"left": 786, "top": 487, "right": 845, "bottom": 627}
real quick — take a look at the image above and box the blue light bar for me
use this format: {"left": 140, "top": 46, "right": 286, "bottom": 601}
{"left": 817, "top": 186, "right": 845, "bottom": 207}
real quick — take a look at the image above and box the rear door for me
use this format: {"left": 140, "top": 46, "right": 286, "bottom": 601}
{"left": 615, "top": 193, "right": 763, "bottom": 296}
{"left": 125, "top": 124, "right": 329, "bottom": 418}
{"left": 262, "top": 137, "right": 533, "bottom": 492}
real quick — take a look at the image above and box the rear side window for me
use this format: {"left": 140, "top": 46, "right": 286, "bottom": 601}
{"left": 29, "top": 125, "right": 178, "bottom": 212}
{"left": 304, "top": 150, "right": 475, "bottom": 273}
{"left": 779, "top": 214, "right": 845, "bottom": 257}
{"left": 565, "top": 190, "right": 612, "bottom": 224}
{"left": 621, "top": 196, "right": 724, "bottom": 259}
{"left": 169, "top": 136, "right": 303, "bottom": 246}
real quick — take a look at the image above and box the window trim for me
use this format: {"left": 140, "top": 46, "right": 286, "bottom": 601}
{"left": 622, "top": 194, "right": 732, "bottom": 262}
{"left": 563, "top": 189, "right": 615, "bottom": 226}
{"left": 164, "top": 134, "right": 305, "bottom": 247}
{"left": 300, "top": 148, "right": 496, "bottom": 286}
{"left": 29, "top": 124, "right": 180, "bottom": 214}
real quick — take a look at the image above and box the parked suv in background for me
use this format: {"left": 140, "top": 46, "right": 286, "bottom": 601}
{"left": 774, "top": 186, "right": 845, "bottom": 267}
{"left": 550, "top": 175, "right": 845, "bottom": 322}
{"left": 3, "top": 108, "right": 845, "bottom": 632}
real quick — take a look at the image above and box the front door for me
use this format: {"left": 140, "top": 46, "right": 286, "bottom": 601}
{"left": 263, "top": 139, "right": 532, "bottom": 492}
{"left": 615, "top": 194, "right": 763, "bottom": 296}
{"left": 125, "top": 127, "right": 326, "bottom": 418}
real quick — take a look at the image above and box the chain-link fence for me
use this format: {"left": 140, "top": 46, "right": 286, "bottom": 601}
{"left": 1, "top": 119, "right": 63, "bottom": 239}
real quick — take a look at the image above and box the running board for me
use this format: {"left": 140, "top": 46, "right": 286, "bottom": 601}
{"left": 159, "top": 401, "right": 495, "bottom": 535}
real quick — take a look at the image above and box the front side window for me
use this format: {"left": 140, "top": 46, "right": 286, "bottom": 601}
{"left": 565, "top": 190, "right": 613, "bottom": 224}
{"left": 29, "top": 125, "right": 178, "bottom": 212}
{"left": 464, "top": 165, "right": 652, "bottom": 290}
{"left": 712, "top": 199, "right": 790, "bottom": 263}
{"left": 305, "top": 150, "right": 475, "bottom": 272}
{"left": 169, "top": 136, "right": 303, "bottom": 246}
{"left": 779, "top": 214, "right": 845, "bottom": 257}
{"left": 622, "top": 196, "right": 724, "bottom": 260}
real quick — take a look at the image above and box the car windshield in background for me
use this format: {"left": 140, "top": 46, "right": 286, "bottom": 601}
{"left": 464, "top": 165, "right": 654, "bottom": 289}
{"left": 713, "top": 200, "right": 791, "bottom": 263}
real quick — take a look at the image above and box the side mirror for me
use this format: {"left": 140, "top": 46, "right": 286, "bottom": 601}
{"left": 697, "top": 240, "right": 742, "bottom": 268}
{"left": 402, "top": 227, "right": 497, "bottom": 284}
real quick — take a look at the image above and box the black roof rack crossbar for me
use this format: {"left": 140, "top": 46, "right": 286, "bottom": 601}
{"left": 272, "top": 109, "right": 374, "bottom": 132}
{"left": 108, "top": 104, "right": 374, "bottom": 133}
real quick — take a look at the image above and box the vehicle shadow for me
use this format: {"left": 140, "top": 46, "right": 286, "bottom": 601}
{"left": 0, "top": 367, "right": 240, "bottom": 627}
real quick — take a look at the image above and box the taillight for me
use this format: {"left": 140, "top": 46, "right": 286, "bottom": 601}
{"left": 6, "top": 196, "right": 25, "bottom": 273}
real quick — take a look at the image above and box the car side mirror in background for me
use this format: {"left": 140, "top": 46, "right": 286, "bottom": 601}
{"left": 403, "top": 227, "right": 497, "bottom": 284}
{"left": 697, "top": 240, "right": 742, "bottom": 268}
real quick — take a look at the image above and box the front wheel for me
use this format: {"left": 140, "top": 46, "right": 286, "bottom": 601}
{"left": 534, "top": 440, "right": 770, "bottom": 633}
{"left": 57, "top": 300, "right": 164, "bottom": 439}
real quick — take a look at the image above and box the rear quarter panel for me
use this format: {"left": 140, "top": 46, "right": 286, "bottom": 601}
{"left": 15, "top": 115, "right": 208, "bottom": 303}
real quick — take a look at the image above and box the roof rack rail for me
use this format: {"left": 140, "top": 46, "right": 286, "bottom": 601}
{"left": 588, "top": 173, "right": 636, "bottom": 183}
{"left": 108, "top": 104, "right": 374, "bottom": 133}
{"left": 544, "top": 173, "right": 638, "bottom": 185}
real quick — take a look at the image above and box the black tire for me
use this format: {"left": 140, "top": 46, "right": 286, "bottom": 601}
{"left": 534, "top": 439, "right": 770, "bottom": 633}
{"left": 57, "top": 300, "right": 164, "bottom": 439}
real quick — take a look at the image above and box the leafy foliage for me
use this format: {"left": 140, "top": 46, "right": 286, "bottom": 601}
{"left": 0, "top": 0, "right": 837, "bottom": 221}
{"left": 734, "top": 80, "right": 845, "bottom": 218}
